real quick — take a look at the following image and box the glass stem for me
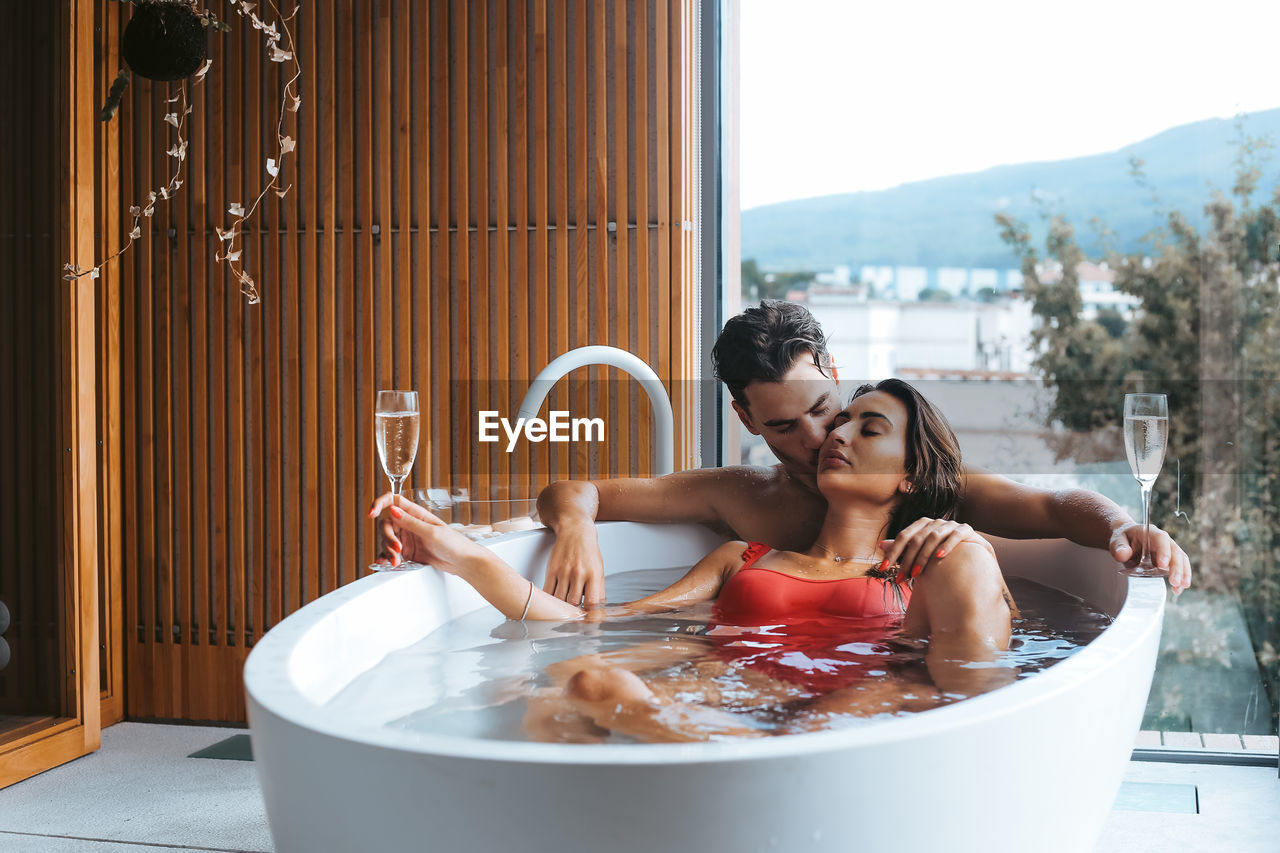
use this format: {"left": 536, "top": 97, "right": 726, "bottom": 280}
{"left": 390, "top": 476, "right": 405, "bottom": 499}
{"left": 1139, "top": 483, "right": 1153, "bottom": 567}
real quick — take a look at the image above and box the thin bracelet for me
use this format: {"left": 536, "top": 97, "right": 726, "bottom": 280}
{"left": 520, "top": 579, "right": 534, "bottom": 621}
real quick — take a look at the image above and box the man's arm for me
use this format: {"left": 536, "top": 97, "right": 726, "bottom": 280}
{"left": 535, "top": 469, "right": 743, "bottom": 606}
{"left": 957, "top": 467, "right": 1191, "bottom": 593}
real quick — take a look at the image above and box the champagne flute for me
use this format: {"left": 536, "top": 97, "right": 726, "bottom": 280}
{"left": 1121, "top": 393, "right": 1169, "bottom": 578}
{"left": 370, "top": 390, "right": 425, "bottom": 571}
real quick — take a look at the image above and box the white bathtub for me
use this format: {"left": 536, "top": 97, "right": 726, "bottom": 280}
{"left": 244, "top": 523, "right": 1165, "bottom": 853}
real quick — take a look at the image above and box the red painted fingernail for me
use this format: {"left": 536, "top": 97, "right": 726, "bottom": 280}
{"left": 879, "top": 559, "right": 890, "bottom": 572}
{"left": 368, "top": 507, "right": 377, "bottom": 518}
{"left": 390, "top": 505, "right": 403, "bottom": 518}
{"left": 936, "top": 548, "right": 946, "bottom": 558}
{"left": 912, "top": 564, "right": 922, "bottom": 578}
{"left": 390, "top": 540, "right": 401, "bottom": 552}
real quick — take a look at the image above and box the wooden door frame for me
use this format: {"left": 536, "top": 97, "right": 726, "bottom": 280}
{"left": 96, "top": 0, "right": 125, "bottom": 730}
{"left": 0, "top": 0, "right": 103, "bottom": 789}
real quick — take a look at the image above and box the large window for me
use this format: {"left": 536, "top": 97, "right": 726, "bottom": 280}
{"left": 728, "top": 0, "right": 1280, "bottom": 747}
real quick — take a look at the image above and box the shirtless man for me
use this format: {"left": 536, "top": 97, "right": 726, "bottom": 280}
{"left": 532, "top": 300, "right": 1192, "bottom": 605}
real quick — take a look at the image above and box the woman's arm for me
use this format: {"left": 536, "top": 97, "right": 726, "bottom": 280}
{"left": 381, "top": 495, "right": 742, "bottom": 621}
{"left": 608, "top": 540, "right": 746, "bottom": 615}
{"left": 378, "top": 497, "right": 583, "bottom": 621}
{"left": 901, "top": 540, "right": 1015, "bottom": 696}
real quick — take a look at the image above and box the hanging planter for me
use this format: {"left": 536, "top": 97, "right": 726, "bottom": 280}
{"left": 66, "top": 0, "right": 301, "bottom": 305}
{"left": 122, "top": 0, "right": 212, "bottom": 81}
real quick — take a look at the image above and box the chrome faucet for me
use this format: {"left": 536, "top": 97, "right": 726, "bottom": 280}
{"left": 517, "top": 346, "right": 675, "bottom": 476}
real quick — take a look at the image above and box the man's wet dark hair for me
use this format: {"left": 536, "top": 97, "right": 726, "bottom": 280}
{"left": 711, "top": 300, "right": 833, "bottom": 410}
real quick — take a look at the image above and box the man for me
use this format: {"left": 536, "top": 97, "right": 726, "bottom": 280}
{"left": 535, "top": 300, "right": 1191, "bottom": 604}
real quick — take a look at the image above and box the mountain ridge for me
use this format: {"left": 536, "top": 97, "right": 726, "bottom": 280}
{"left": 741, "top": 109, "right": 1280, "bottom": 271}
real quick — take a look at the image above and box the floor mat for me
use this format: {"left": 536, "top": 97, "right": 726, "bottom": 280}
{"left": 188, "top": 733, "right": 254, "bottom": 761}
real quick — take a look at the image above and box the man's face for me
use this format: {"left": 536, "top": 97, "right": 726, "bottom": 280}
{"left": 734, "top": 358, "right": 841, "bottom": 475}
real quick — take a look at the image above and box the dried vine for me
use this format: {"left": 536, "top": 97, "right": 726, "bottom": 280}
{"left": 216, "top": 0, "right": 302, "bottom": 304}
{"left": 64, "top": 0, "right": 302, "bottom": 306}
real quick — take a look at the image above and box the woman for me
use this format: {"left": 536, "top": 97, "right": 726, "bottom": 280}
{"left": 372, "top": 379, "right": 1013, "bottom": 742}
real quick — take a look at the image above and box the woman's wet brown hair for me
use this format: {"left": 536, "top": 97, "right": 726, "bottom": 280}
{"left": 851, "top": 379, "right": 964, "bottom": 540}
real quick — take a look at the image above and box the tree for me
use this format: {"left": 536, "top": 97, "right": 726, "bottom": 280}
{"left": 1095, "top": 308, "right": 1127, "bottom": 339}
{"left": 741, "top": 258, "right": 766, "bottom": 301}
{"left": 740, "top": 259, "right": 813, "bottom": 302}
{"left": 997, "top": 131, "right": 1280, "bottom": 726}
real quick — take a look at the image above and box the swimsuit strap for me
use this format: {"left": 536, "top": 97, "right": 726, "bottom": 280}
{"left": 739, "top": 542, "right": 773, "bottom": 570}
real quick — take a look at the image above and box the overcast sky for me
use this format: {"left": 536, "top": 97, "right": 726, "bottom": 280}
{"left": 739, "top": 0, "right": 1280, "bottom": 210}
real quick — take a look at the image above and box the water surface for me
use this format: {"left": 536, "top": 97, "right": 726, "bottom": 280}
{"left": 324, "top": 567, "right": 1112, "bottom": 743}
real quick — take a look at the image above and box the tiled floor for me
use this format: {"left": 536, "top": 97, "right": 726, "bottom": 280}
{"left": 0, "top": 724, "right": 271, "bottom": 852}
{"left": 0, "top": 723, "right": 1276, "bottom": 852}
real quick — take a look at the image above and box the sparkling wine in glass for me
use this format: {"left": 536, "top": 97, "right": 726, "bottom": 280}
{"left": 370, "top": 390, "right": 425, "bottom": 571}
{"left": 1122, "top": 393, "right": 1169, "bottom": 578}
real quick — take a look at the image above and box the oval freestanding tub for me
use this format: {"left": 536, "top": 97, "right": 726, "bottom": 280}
{"left": 245, "top": 523, "right": 1165, "bottom": 853}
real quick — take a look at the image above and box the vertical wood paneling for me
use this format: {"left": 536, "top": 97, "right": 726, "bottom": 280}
{"left": 534, "top": 0, "right": 552, "bottom": 491}
{"left": 473, "top": 0, "right": 491, "bottom": 509}
{"left": 94, "top": 0, "right": 125, "bottom": 726}
{"left": 110, "top": 0, "right": 693, "bottom": 722}
{"left": 337, "top": 1, "right": 358, "bottom": 589}
{"left": 567, "top": 1, "right": 585, "bottom": 483}
{"left": 493, "top": 0, "right": 511, "bottom": 505}
{"left": 318, "top": 4, "right": 340, "bottom": 595}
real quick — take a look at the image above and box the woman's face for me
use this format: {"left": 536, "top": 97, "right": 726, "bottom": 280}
{"left": 815, "top": 390, "right": 912, "bottom": 505}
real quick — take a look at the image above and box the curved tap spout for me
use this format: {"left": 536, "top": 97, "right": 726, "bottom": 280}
{"left": 517, "top": 346, "right": 675, "bottom": 476}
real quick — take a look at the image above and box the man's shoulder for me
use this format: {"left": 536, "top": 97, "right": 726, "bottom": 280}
{"left": 705, "top": 463, "right": 788, "bottom": 485}
{"left": 675, "top": 461, "right": 793, "bottom": 494}
{"left": 653, "top": 463, "right": 786, "bottom": 489}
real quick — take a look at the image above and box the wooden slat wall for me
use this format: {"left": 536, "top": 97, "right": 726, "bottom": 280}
{"left": 109, "top": 0, "right": 694, "bottom": 722}
{"left": 94, "top": 0, "right": 125, "bottom": 728}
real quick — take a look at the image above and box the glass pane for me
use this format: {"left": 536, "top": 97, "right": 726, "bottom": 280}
{"left": 734, "top": 1, "right": 1278, "bottom": 743}
{"left": 0, "top": 0, "right": 74, "bottom": 745}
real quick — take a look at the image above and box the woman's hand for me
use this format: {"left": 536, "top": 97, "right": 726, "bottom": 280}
{"left": 367, "top": 492, "right": 489, "bottom": 573}
{"left": 880, "top": 517, "right": 983, "bottom": 579}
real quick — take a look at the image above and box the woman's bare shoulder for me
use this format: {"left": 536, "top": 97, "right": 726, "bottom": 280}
{"left": 705, "top": 539, "right": 751, "bottom": 578}
{"left": 708, "top": 538, "right": 749, "bottom": 557}
{"left": 947, "top": 537, "right": 1003, "bottom": 571}
{"left": 918, "top": 540, "right": 1001, "bottom": 592}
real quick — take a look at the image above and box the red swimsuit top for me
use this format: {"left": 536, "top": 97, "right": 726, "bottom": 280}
{"left": 714, "top": 542, "right": 910, "bottom": 623}
{"left": 708, "top": 543, "right": 911, "bottom": 694}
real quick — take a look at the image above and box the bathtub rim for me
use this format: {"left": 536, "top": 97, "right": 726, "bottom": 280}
{"left": 244, "top": 522, "right": 1166, "bottom": 766}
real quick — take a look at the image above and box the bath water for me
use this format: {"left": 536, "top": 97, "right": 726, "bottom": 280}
{"left": 323, "top": 568, "right": 1111, "bottom": 743}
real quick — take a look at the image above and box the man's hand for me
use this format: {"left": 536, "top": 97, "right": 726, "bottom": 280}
{"left": 880, "top": 518, "right": 980, "bottom": 579}
{"left": 1109, "top": 522, "right": 1192, "bottom": 594}
{"left": 536, "top": 472, "right": 739, "bottom": 605}
{"left": 543, "top": 525, "right": 606, "bottom": 606}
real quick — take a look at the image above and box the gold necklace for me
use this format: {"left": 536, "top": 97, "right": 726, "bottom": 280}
{"left": 813, "top": 541, "right": 883, "bottom": 565}
{"left": 813, "top": 542, "right": 903, "bottom": 581}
